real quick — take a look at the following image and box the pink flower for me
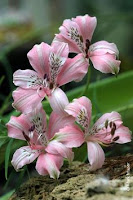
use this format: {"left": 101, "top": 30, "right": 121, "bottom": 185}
{"left": 51, "top": 94, "right": 131, "bottom": 171}
{"left": 7, "top": 104, "right": 74, "bottom": 179}
{"left": 53, "top": 14, "right": 121, "bottom": 75}
{"left": 12, "top": 42, "right": 88, "bottom": 113}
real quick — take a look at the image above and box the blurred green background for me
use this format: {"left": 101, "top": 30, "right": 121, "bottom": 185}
{"left": 0, "top": 0, "right": 133, "bottom": 199}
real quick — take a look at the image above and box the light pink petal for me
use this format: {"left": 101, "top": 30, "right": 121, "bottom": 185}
{"left": 45, "top": 141, "right": 74, "bottom": 162}
{"left": 73, "top": 14, "right": 97, "bottom": 41}
{"left": 93, "top": 112, "right": 122, "bottom": 131}
{"left": 59, "top": 19, "right": 85, "bottom": 53}
{"left": 36, "top": 153, "right": 63, "bottom": 179}
{"left": 57, "top": 54, "right": 88, "bottom": 86}
{"left": 59, "top": 19, "right": 81, "bottom": 40}
{"left": 13, "top": 69, "right": 43, "bottom": 88}
{"left": 53, "top": 33, "right": 80, "bottom": 53}
{"left": 6, "top": 114, "right": 30, "bottom": 140}
{"left": 11, "top": 146, "right": 40, "bottom": 171}
{"left": 28, "top": 103, "right": 48, "bottom": 145}
{"left": 49, "top": 88, "right": 69, "bottom": 116}
{"left": 87, "top": 141, "right": 105, "bottom": 171}
{"left": 65, "top": 96, "right": 92, "bottom": 123}
{"left": 113, "top": 125, "right": 132, "bottom": 144}
{"left": 89, "top": 41, "right": 119, "bottom": 57}
{"left": 27, "top": 42, "right": 52, "bottom": 76}
{"left": 52, "top": 42, "right": 69, "bottom": 59}
{"left": 88, "top": 112, "right": 124, "bottom": 144}
{"left": 54, "top": 125, "right": 85, "bottom": 148}
{"left": 48, "top": 111, "right": 74, "bottom": 140}
{"left": 12, "top": 88, "right": 45, "bottom": 113}
{"left": 90, "top": 53, "right": 120, "bottom": 75}
{"left": 65, "top": 96, "right": 92, "bottom": 131}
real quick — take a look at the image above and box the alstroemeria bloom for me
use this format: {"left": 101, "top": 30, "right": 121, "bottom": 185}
{"left": 12, "top": 41, "right": 88, "bottom": 113}
{"left": 7, "top": 104, "right": 74, "bottom": 179}
{"left": 53, "top": 14, "right": 121, "bottom": 75}
{"left": 51, "top": 94, "right": 131, "bottom": 171}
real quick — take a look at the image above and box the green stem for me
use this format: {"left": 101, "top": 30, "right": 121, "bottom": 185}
{"left": 81, "top": 66, "right": 91, "bottom": 96}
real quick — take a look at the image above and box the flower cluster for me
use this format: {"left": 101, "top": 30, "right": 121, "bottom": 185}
{"left": 7, "top": 14, "right": 131, "bottom": 179}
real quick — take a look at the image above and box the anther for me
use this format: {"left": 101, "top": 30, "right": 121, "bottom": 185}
{"left": 105, "top": 120, "right": 109, "bottom": 129}
{"left": 22, "top": 131, "right": 30, "bottom": 143}
{"left": 111, "top": 127, "right": 115, "bottom": 136}
{"left": 113, "top": 136, "right": 119, "bottom": 141}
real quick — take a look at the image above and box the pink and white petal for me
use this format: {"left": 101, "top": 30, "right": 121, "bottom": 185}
{"left": 48, "top": 111, "right": 74, "bottom": 140}
{"left": 54, "top": 125, "right": 85, "bottom": 148}
{"left": 73, "top": 15, "right": 97, "bottom": 41}
{"left": 57, "top": 54, "right": 88, "bottom": 86}
{"left": 49, "top": 88, "right": 69, "bottom": 116}
{"left": 6, "top": 114, "right": 30, "bottom": 140}
{"left": 59, "top": 19, "right": 81, "bottom": 41}
{"left": 27, "top": 42, "right": 52, "bottom": 76}
{"left": 45, "top": 141, "right": 74, "bottom": 162}
{"left": 93, "top": 111, "right": 122, "bottom": 131}
{"left": 12, "top": 88, "right": 45, "bottom": 113}
{"left": 11, "top": 146, "right": 40, "bottom": 171}
{"left": 87, "top": 141, "right": 105, "bottom": 171}
{"left": 28, "top": 103, "right": 48, "bottom": 142}
{"left": 90, "top": 53, "right": 120, "bottom": 75}
{"left": 65, "top": 96, "right": 92, "bottom": 125}
{"left": 53, "top": 33, "right": 80, "bottom": 53}
{"left": 36, "top": 153, "right": 63, "bottom": 179}
{"left": 59, "top": 19, "right": 85, "bottom": 53}
{"left": 13, "top": 69, "right": 43, "bottom": 89}
{"left": 65, "top": 97, "right": 91, "bottom": 132}
{"left": 113, "top": 125, "right": 132, "bottom": 144}
{"left": 29, "top": 103, "right": 47, "bottom": 127}
{"left": 89, "top": 41, "right": 119, "bottom": 57}
{"left": 52, "top": 42, "right": 69, "bottom": 59}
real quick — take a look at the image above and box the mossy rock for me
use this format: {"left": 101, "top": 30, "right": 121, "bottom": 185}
{"left": 10, "top": 154, "right": 133, "bottom": 200}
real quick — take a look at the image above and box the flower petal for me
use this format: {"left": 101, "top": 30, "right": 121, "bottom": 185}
{"left": 58, "top": 19, "right": 84, "bottom": 53}
{"left": 113, "top": 125, "right": 132, "bottom": 144}
{"left": 49, "top": 88, "right": 69, "bottom": 116}
{"left": 49, "top": 43, "right": 69, "bottom": 84}
{"left": 13, "top": 69, "right": 43, "bottom": 89}
{"left": 29, "top": 103, "right": 48, "bottom": 146}
{"left": 92, "top": 111, "right": 122, "bottom": 131}
{"left": 36, "top": 153, "right": 63, "bottom": 179}
{"left": 48, "top": 111, "right": 74, "bottom": 140}
{"left": 90, "top": 53, "right": 120, "bottom": 75}
{"left": 87, "top": 141, "right": 105, "bottom": 171}
{"left": 57, "top": 54, "right": 88, "bottom": 86}
{"left": 65, "top": 96, "right": 92, "bottom": 131}
{"left": 53, "top": 33, "right": 80, "bottom": 54}
{"left": 54, "top": 125, "right": 85, "bottom": 148}
{"left": 11, "top": 146, "right": 40, "bottom": 171}
{"left": 12, "top": 88, "right": 45, "bottom": 113}
{"left": 73, "top": 14, "right": 97, "bottom": 42}
{"left": 6, "top": 114, "right": 30, "bottom": 140}
{"left": 45, "top": 141, "right": 74, "bottom": 162}
{"left": 52, "top": 42, "right": 69, "bottom": 59}
{"left": 89, "top": 41, "right": 119, "bottom": 57}
{"left": 27, "top": 42, "right": 52, "bottom": 76}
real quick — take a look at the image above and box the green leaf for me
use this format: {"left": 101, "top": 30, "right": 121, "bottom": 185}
{"left": 0, "top": 190, "right": 14, "bottom": 200}
{"left": 5, "top": 138, "right": 14, "bottom": 180}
